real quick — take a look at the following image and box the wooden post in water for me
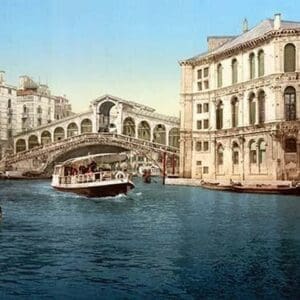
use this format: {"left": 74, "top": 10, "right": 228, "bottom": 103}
{"left": 172, "top": 154, "right": 175, "bottom": 175}
{"left": 162, "top": 152, "right": 166, "bottom": 185}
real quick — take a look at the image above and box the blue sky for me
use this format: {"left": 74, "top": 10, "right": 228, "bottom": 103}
{"left": 0, "top": 0, "right": 299, "bottom": 116}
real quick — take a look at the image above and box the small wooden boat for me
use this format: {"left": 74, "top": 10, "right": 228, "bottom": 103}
{"left": 231, "top": 184, "right": 300, "bottom": 195}
{"left": 51, "top": 153, "right": 135, "bottom": 197}
{"left": 200, "top": 181, "right": 233, "bottom": 191}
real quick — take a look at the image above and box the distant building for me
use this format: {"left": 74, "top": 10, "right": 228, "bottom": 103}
{"left": 179, "top": 14, "right": 300, "bottom": 181}
{"left": 0, "top": 73, "right": 73, "bottom": 157}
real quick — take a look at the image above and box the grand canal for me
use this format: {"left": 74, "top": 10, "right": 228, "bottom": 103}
{"left": 0, "top": 179, "right": 299, "bottom": 298}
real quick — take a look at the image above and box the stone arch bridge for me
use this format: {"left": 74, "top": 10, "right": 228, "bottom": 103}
{"left": 2, "top": 133, "right": 179, "bottom": 175}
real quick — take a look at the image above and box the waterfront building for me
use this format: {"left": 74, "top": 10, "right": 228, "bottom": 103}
{"left": 0, "top": 73, "right": 73, "bottom": 157}
{"left": 179, "top": 14, "right": 300, "bottom": 181}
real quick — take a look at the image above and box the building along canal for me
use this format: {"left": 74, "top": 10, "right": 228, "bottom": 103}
{"left": 0, "top": 178, "right": 299, "bottom": 298}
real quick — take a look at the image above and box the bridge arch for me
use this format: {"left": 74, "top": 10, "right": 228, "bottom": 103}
{"left": 138, "top": 121, "right": 151, "bottom": 141}
{"left": 41, "top": 130, "right": 52, "bottom": 145}
{"left": 81, "top": 119, "right": 93, "bottom": 134}
{"left": 98, "top": 100, "right": 116, "bottom": 132}
{"left": 28, "top": 135, "right": 39, "bottom": 149}
{"left": 123, "top": 117, "right": 135, "bottom": 137}
{"left": 67, "top": 122, "right": 79, "bottom": 137}
{"left": 54, "top": 127, "right": 65, "bottom": 142}
{"left": 169, "top": 127, "right": 180, "bottom": 148}
{"left": 16, "top": 139, "right": 26, "bottom": 153}
{"left": 153, "top": 124, "right": 166, "bottom": 145}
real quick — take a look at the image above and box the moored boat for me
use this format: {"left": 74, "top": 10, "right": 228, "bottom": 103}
{"left": 51, "top": 153, "right": 135, "bottom": 197}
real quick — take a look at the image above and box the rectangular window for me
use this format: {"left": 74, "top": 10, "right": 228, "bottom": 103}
{"left": 8, "top": 88, "right": 12, "bottom": 95}
{"left": 204, "top": 67, "right": 209, "bottom": 77}
{"left": 197, "top": 120, "right": 202, "bottom": 130}
{"left": 203, "top": 103, "right": 209, "bottom": 112}
{"left": 197, "top": 69, "right": 202, "bottom": 79}
{"left": 204, "top": 80, "right": 209, "bottom": 89}
{"left": 195, "top": 141, "right": 202, "bottom": 151}
{"left": 203, "top": 119, "right": 209, "bottom": 129}
{"left": 197, "top": 82, "right": 202, "bottom": 91}
{"left": 196, "top": 161, "right": 202, "bottom": 166}
{"left": 233, "top": 151, "right": 239, "bottom": 164}
{"left": 197, "top": 104, "right": 202, "bottom": 114}
{"left": 250, "top": 150, "right": 257, "bottom": 164}
{"left": 203, "top": 141, "right": 209, "bottom": 151}
{"left": 203, "top": 166, "right": 209, "bottom": 174}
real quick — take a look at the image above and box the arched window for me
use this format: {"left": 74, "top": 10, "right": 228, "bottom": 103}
{"left": 232, "top": 59, "right": 238, "bottom": 84}
{"left": 249, "top": 140, "right": 257, "bottom": 164}
{"left": 284, "top": 43, "right": 296, "bottom": 72}
{"left": 138, "top": 121, "right": 151, "bottom": 141}
{"left": 249, "top": 93, "right": 256, "bottom": 125}
{"left": 122, "top": 117, "right": 135, "bottom": 137}
{"left": 81, "top": 119, "right": 93, "bottom": 133}
{"left": 169, "top": 128, "right": 179, "bottom": 148}
{"left": 285, "top": 138, "right": 297, "bottom": 153}
{"left": 217, "top": 63, "right": 222, "bottom": 88}
{"left": 216, "top": 101, "right": 223, "bottom": 129}
{"left": 232, "top": 142, "right": 239, "bottom": 165}
{"left": 67, "top": 123, "right": 79, "bottom": 137}
{"left": 7, "top": 99, "right": 11, "bottom": 109}
{"left": 258, "top": 140, "right": 266, "bottom": 166}
{"left": 284, "top": 86, "right": 296, "bottom": 121}
{"left": 258, "top": 90, "right": 265, "bottom": 124}
{"left": 249, "top": 53, "right": 255, "bottom": 79}
{"left": 231, "top": 97, "right": 238, "bottom": 128}
{"left": 217, "top": 144, "right": 224, "bottom": 167}
{"left": 153, "top": 124, "right": 166, "bottom": 145}
{"left": 258, "top": 50, "right": 264, "bottom": 77}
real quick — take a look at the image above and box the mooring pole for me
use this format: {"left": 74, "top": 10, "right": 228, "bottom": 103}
{"left": 172, "top": 154, "right": 175, "bottom": 175}
{"left": 162, "top": 152, "right": 166, "bottom": 185}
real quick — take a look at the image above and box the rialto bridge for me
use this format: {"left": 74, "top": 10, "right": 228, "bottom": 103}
{"left": 1, "top": 95, "right": 180, "bottom": 174}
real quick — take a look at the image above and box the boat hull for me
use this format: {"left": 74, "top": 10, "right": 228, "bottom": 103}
{"left": 53, "top": 181, "right": 135, "bottom": 197}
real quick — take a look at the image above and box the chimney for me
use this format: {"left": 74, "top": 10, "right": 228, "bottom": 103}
{"left": 0, "top": 71, "right": 5, "bottom": 84}
{"left": 243, "top": 18, "right": 248, "bottom": 33}
{"left": 274, "top": 13, "right": 281, "bottom": 30}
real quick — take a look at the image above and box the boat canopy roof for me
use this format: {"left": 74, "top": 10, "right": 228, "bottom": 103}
{"left": 60, "top": 153, "right": 128, "bottom": 167}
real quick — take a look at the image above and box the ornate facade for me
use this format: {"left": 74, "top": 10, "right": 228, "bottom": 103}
{"left": 179, "top": 14, "right": 300, "bottom": 181}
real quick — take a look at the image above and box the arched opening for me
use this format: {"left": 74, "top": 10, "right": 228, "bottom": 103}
{"left": 81, "top": 119, "right": 93, "bottom": 134}
{"left": 67, "top": 122, "right": 79, "bottom": 137}
{"left": 257, "top": 90, "right": 265, "bottom": 124}
{"left": 153, "top": 124, "right": 166, "bottom": 145}
{"left": 28, "top": 135, "right": 39, "bottom": 149}
{"left": 169, "top": 128, "right": 179, "bottom": 148}
{"left": 138, "top": 121, "right": 151, "bottom": 141}
{"left": 217, "top": 63, "right": 222, "bottom": 88}
{"left": 232, "top": 142, "right": 239, "bottom": 174}
{"left": 249, "top": 53, "right": 255, "bottom": 79}
{"left": 284, "top": 43, "right": 296, "bottom": 72}
{"left": 285, "top": 138, "right": 297, "bottom": 153}
{"left": 258, "top": 50, "right": 264, "bottom": 77}
{"left": 122, "top": 117, "right": 136, "bottom": 137}
{"left": 231, "top": 97, "right": 239, "bottom": 128}
{"left": 232, "top": 58, "right": 238, "bottom": 84}
{"left": 16, "top": 139, "right": 26, "bottom": 153}
{"left": 249, "top": 92, "right": 256, "bottom": 125}
{"left": 54, "top": 127, "right": 65, "bottom": 142}
{"left": 258, "top": 139, "right": 266, "bottom": 172}
{"left": 249, "top": 140, "right": 257, "bottom": 174}
{"left": 41, "top": 131, "right": 52, "bottom": 145}
{"left": 216, "top": 101, "right": 223, "bottom": 129}
{"left": 98, "top": 101, "right": 115, "bottom": 132}
{"left": 217, "top": 144, "right": 224, "bottom": 174}
{"left": 284, "top": 86, "right": 296, "bottom": 121}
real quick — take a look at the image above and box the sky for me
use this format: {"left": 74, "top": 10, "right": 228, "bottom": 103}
{"left": 0, "top": 0, "right": 299, "bottom": 116}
